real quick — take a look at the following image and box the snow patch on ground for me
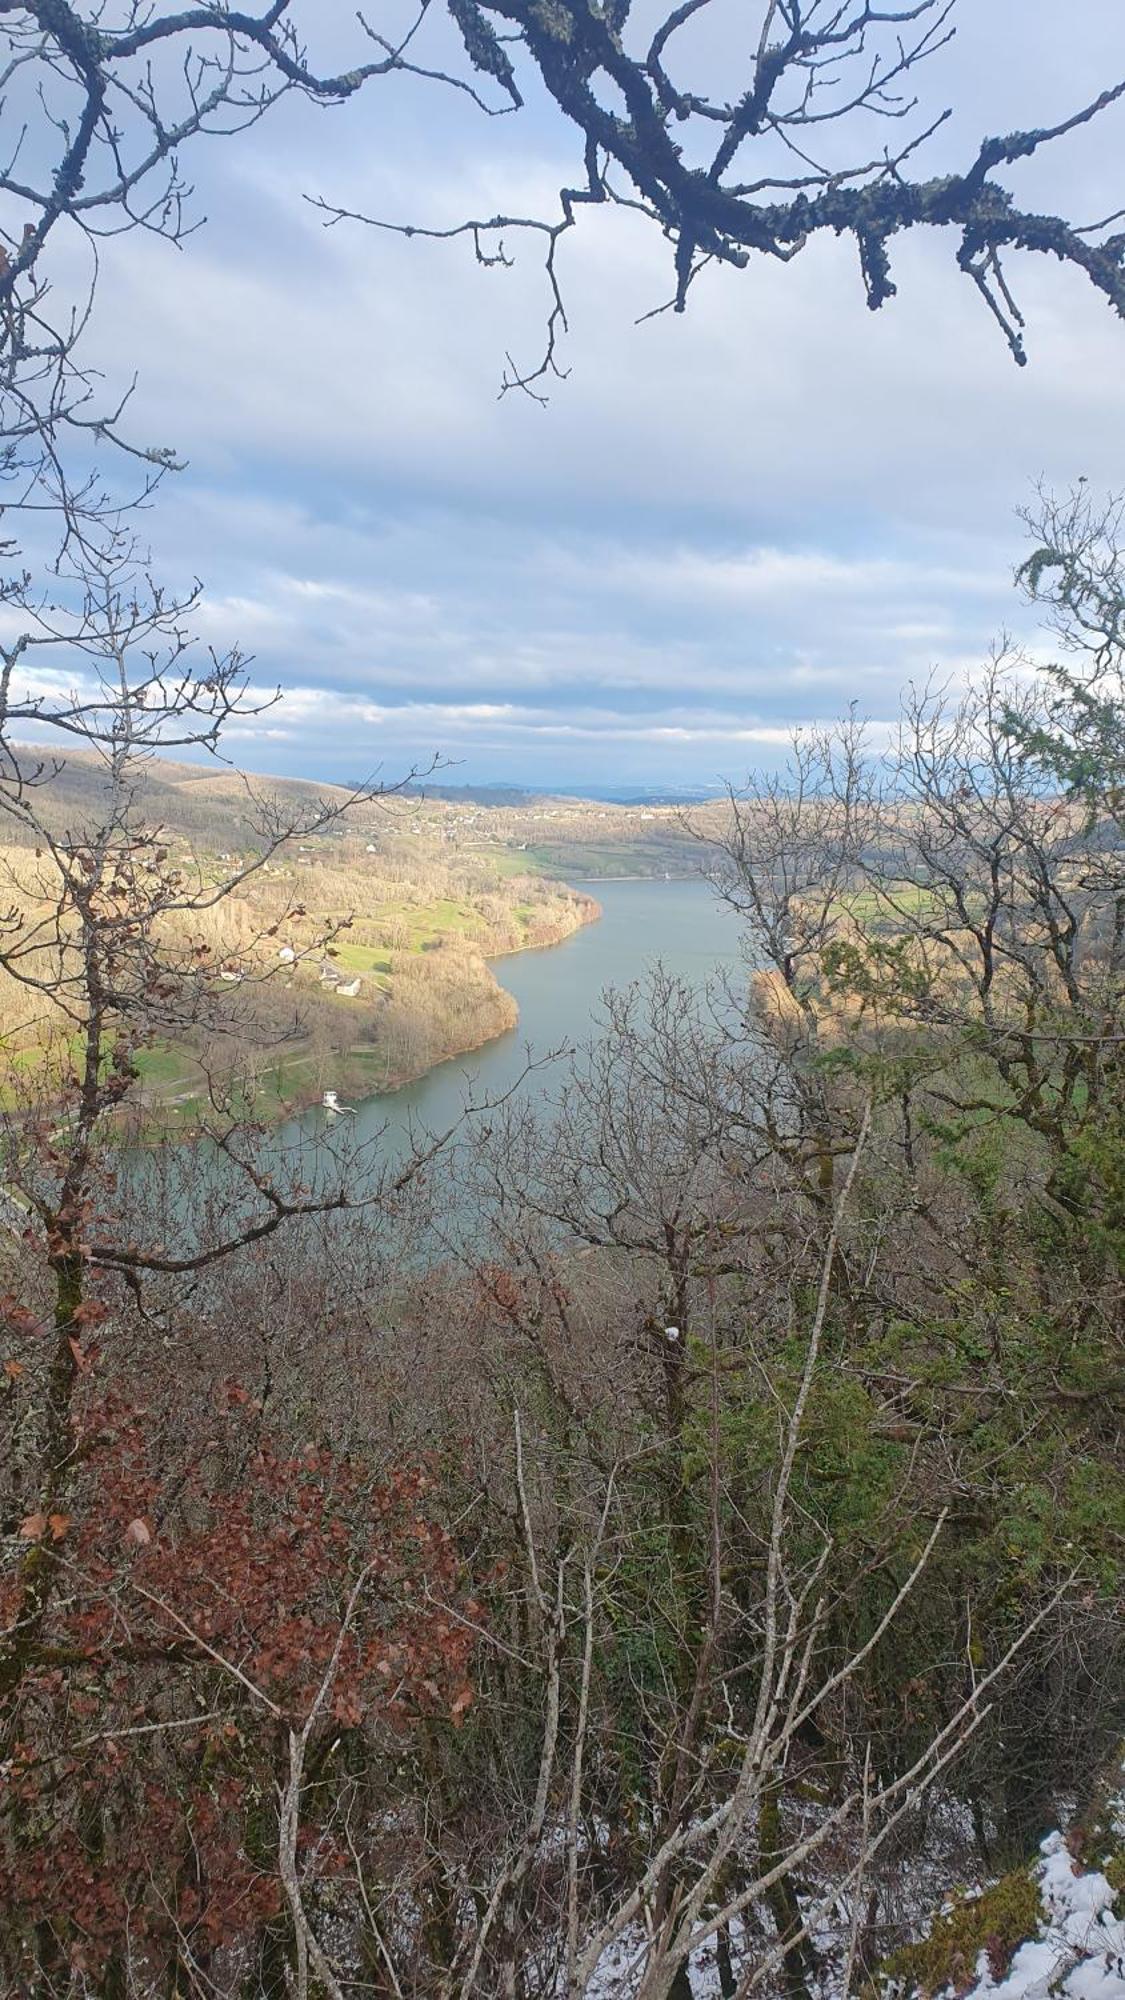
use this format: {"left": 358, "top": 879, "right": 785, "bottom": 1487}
{"left": 958, "top": 1832, "right": 1125, "bottom": 2000}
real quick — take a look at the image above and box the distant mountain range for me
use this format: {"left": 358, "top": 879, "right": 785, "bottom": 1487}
{"left": 383, "top": 781, "right": 724, "bottom": 808}
{"left": 14, "top": 745, "right": 724, "bottom": 843}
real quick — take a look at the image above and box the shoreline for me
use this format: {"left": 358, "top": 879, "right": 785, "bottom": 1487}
{"left": 484, "top": 894, "right": 602, "bottom": 963}
{"left": 295, "top": 892, "right": 604, "bottom": 1113}
{"left": 362, "top": 892, "right": 603, "bottom": 1104}
{"left": 127, "top": 890, "right": 602, "bottom": 1135}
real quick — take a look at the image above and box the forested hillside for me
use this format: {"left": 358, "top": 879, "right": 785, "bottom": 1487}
{"left": 1, "top": 0, "right": 1124, "bottom": 1992}
{"left": 0, "top": 752, "right": 599, "bottom": 1119}
{"left": 1, "top": 496, "right": 1123, "bottom": 1997}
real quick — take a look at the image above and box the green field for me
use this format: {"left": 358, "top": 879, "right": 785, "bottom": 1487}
{"left": 524, "top": 839, "right": 696, "bottom": 879}
{"left": 329, "top": 940, "right": 393, "bottom": 980}
{"left": 479, "top": 850, "right": 543, "bottom": 879}
{"left": 839, "top": 882, "right": 945, "bottom": 927}
{"left": 133, "top": 1044, "right": 200, "bottom": 1089}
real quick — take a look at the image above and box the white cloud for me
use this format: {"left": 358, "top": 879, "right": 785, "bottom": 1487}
{"left": 41, "top": 0, "right": 1125, "bottom": 786}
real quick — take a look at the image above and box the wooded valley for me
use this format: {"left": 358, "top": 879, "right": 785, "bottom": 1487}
{"left": 1, "top": 494, "right": 1123, "bottom": 1998}
{"left": 1, "top": 1, "right": 1123, "bottom": 1993}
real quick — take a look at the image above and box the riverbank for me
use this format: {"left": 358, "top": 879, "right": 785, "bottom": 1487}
{"left": 125, "top": 889, "right": 602, "bottom": 1134}
{"left": 280, "top": 876, "right": 747, "bottom": 1168}
{"left": 0, "top": 820, "right": 603, "bottom": 1132}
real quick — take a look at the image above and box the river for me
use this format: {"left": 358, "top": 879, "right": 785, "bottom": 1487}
{"left": 133, "top": 877, "right": 748, "bottom": 1240}
{"left": 283, "top": 874, "right": 746, "bottom": 1159}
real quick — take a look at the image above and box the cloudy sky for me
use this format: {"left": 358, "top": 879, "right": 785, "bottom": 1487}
{"left": 76, "top": 1, "right": 1125, "bottom": 790}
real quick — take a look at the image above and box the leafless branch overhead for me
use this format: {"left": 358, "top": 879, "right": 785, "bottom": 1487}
{"left": 321, "top": 0, "right": 1125, "bottom": 382}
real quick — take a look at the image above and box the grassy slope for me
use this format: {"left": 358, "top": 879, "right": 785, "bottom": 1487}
{"left": 0, "top": 748, "right": 728, "bottom": 1123}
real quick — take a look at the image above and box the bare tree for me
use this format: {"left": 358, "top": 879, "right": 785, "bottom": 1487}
{"left": 705, "top": 492, "right": 1125, "bottom": 1206}
{"left": 699, "top": 492, "right": 1125, "bottom": 1866}
{"left": 350, "top": 1116, "right": 1073, "bottom": 2000}
{"left": 317, "top": 0, "right": 1125, "bottom": 392}
{"left": 0, "top": 540, "right": 449, "bottom": 1726}
{"left": 0, "top": 1, "right": 501, "bottom": 565}
{"left": 1, "top": 2, "right": 1121, "bottom": 489}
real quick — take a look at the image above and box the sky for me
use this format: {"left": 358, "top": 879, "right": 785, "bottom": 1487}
{"left": 61, "top": 1, "right": 1125, "bottom": 791}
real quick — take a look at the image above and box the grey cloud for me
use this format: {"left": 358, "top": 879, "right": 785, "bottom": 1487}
{"left": 57, "top": 0, "right": 1125, "bottom": 785}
